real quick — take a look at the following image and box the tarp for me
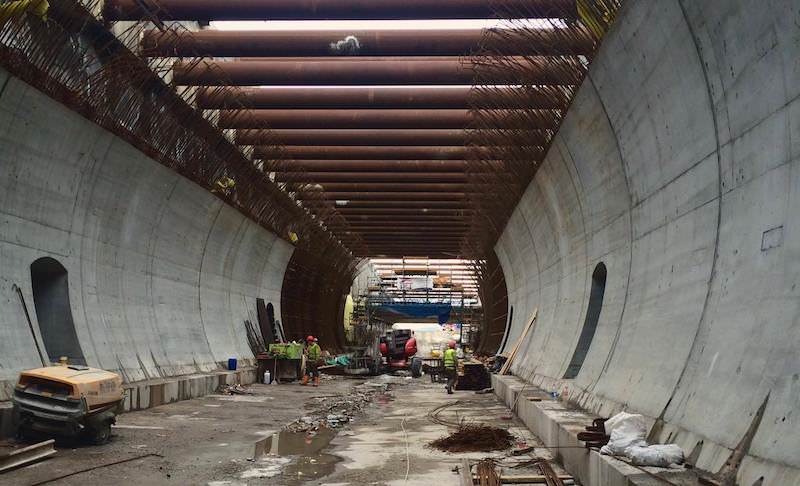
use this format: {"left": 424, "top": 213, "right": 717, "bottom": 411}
{"left": 375, "top": 303, "right": 452, "bottom": 325}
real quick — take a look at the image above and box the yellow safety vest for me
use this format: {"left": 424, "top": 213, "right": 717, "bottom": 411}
{"left": 443, "top": 348, "right": 457, "bottom": 369}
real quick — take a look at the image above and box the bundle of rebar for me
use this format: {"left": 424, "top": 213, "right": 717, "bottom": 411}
{"left": 429, "top": 423, "right": 515, "bottom": 453}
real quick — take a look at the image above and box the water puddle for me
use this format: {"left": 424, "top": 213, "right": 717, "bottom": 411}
{"left": 253, "top": 428, "right": 341, "bottom": 484}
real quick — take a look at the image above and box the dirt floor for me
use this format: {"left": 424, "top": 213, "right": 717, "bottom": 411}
{"left": 1, "top": 374, "right": 570, "bottom": 485}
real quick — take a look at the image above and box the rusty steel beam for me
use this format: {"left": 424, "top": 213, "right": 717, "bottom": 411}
{"left": 290, "top": 182, "right": 491, "bottom": 192}
{"left": 333, "top": 219, "right": 473, "bottom": 225}
{"left": 172, "top": 57, "right": 578, "bottom": 86}
{"left": 302, "top": 200, "right": 469, "bottom": 209}
{"left": 196, "top": 87, "right": 566, "bottom": 110}
{"left": 142, "top": 29, "right": 592, "bottom": 58}
{"left": 262, "top": 146, "right": 485, "bottom": 160}
{"left": 240, "top": 129, "right": 468, "bottom": 146}
{"left": 331, "top": 207, "right": 474, "bottom": 214}
{"left": 296, "top": 191, "right": 467, "bottom": 200}
{"left": 104, "top": 0, "right": 577, "bottom": 21}
{"left": 266, "top": 160, "right": 503, "bottom": 172}
{"left": 219, "top": 109, "right": 556, "bottom": 130}
{"left": 275, "top": 172, "right": 470, "bottom": 183}
{"left": 239, "top": 129, "right": 547, "bottom": 146}
{"left": 338, "top": 216, "right": 472, "bottom": 222}
{"left": 359, "top": 236, "right": 466, "bottom": 241}
{"left": 331, "top": 220, "right": 470, "bottom": 227}
{"left": 337, "top": 229, "right": 469, "bottom": 235}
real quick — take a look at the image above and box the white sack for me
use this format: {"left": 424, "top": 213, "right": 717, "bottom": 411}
{"left": 599, "top": 411, "right": 684, "bottom": 467}
{"left": 628, "top": 444, "right": 685, "bottom": 467}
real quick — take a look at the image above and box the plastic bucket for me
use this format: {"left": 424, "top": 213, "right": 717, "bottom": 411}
{"left": 227, "top": 358, "right": 238, "bottom": 371}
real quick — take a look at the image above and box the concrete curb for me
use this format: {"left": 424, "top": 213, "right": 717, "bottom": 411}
{"left": 122, "top": 367, "right": 257, "bottom": 412}
{"left": 492, "top": 374, "right": 697, "bottom": 486}
{"left": 0, "top": 368, "right": 257, "bottom": 438}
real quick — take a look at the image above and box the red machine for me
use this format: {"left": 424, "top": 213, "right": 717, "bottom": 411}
{"left": 379, "top": 329, "right": 420, "bottom": 376}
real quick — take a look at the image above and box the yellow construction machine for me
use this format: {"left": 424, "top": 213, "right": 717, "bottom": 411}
{"left": 12, "top": 361, "right": 124, "bottom": 444}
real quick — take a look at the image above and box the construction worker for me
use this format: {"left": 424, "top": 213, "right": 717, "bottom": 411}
{"left": 443, "top": 340, "right": 458, "bottom": 394}
{"left": 303, "top": 335, "right": 322, "bottom": 387}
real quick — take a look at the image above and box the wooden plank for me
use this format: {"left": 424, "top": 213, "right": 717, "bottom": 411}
{"left": 500, "top": 308, "right": 538, "bottom": 375}
{"left": 538, "top": 461, "right": 565, "bottom": 486}
{"left": 0, "top": 440, "right": 56, "bottom": 474}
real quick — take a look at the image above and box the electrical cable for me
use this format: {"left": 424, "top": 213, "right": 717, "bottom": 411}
{"left": 401, "top": 416, "right": 411, "bottom": 483}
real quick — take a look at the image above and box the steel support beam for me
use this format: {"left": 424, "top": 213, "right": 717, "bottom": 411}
{"left": 219, "top": 109, "right": 557, "bottom": 129}
{"left": 142, "top": 29, "right": 592, "bottom": 57}
{"left": 330, "top": 221, "right": 470, "bottom": 227}
{"left": 239, "top": 129, "right": 547, "bottom": 146}
{"left": 265, "top": 160, "right": 503, "bottom": 172}
{"left": 329, "top": 208, "right": 474, "bottom": 215}
{"left": 104, "top": 0, "right": 577, "bottom": 21}
{"left": 275, "top": 172, "right": 471, "bottom": 183}
{"left": 172, "top": 57, "right": 579, "bottom": 86}
{"left": 261, "top": 146, "right": 487, "bottom": 160}
{"left": 302, "top": 200, "right": 470, "bottom": 208}
{"left": 296, "top": 192, "right": 467, "bottom": 200}
{"left": 291, "top": 182, "right": 489, "bottom": 192}
{"left": 196, "top": 86, "right": 566, "bottom": 110}
{"left": 337, "top": 217, "right": 474, "bottom": 224}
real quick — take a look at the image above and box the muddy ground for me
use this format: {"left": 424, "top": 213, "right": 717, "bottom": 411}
{"left": 1, "top": 374, "right": 566, "bottom": 486}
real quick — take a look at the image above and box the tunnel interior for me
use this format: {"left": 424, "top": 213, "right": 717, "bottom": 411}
{"left": 0, "top": 0, "right": 796, "bottom": 484}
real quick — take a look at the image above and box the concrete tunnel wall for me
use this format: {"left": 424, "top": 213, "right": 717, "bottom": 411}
{"left": 0, "top": 66, "right": 295, "bottom": 401}
{"left": 495, "top": 0, "right": 799, "bottom": 484}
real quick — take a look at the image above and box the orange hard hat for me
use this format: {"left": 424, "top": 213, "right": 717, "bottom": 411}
{"left": 448, "top": 340, "right": 457, "bottom": 349}
{"left": 307, "top": 335, "right": 315, "bottom": 342}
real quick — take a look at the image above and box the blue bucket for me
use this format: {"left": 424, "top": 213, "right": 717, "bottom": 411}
{"left": 227, "top": 358, "right": 238, "bottom": 371}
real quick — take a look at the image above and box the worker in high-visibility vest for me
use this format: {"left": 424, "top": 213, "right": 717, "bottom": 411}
{"left": 443, "top": 340, "right": 458, "bottom": 394}
{"left": 302, "top": 336, "right": 322, "bottom": 387}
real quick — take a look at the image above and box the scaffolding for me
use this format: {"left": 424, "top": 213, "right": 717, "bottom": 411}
{"left": 349, "top": 257, "right": 482, "bottom": 348}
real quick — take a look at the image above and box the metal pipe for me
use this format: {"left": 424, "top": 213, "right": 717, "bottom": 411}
{"left": 339, "top": 217, "right": 474, "bottom": 223}
{"left": 261, "top": 146, "right": 486, "bottom": 160}
{"left": 302, "top": 200, "right": 469, "bottom": 208}
{"left": 239, "top": 128, "right": 546, "bottom": 146}
{"left": 104, "top": 0, "right": 577, "bottom": 21}
{"left": 340, "top": 230, "right": 468, "bottom": 236}
{"left": 330, "top": 221, "right": 470, "bottom": 227}
{"left": 291, "top": 182, "right": 486, "bottom": 192}
{"left": 196, "top": 86, "right": 565, "bottom": 110}
{"left": 266, "top": 160, "right": 502, "bottom": 172}
{"left": 295, "top": 192, "right": 467, "bottom": 200}
{"left": 142, "top": 29, "right": 592, "bottom": 57}
{"left": 173, "top": 57, "right": 578, "bottom": 86}
{"left": 275, "top": 172, "right": 470, "bottom": 182}
{"left": 219, "top": 109, "right": 556, "bottom": 129}
{"left": 331, "top": 208, "right": 474, "bottom": 214}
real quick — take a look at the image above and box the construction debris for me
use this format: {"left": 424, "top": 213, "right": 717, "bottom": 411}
{"left": 0, "top": 440, "right": 56, "bottom": 474}
{"left": 429, "top": 424, "right": 515, "bottom": 453}
{"left": 218, "top": 384, "right": 253, "bottom": 395}
{"left": 475, "top": 458, "right": 501, "bottom": 486}
{"left": 284, "top": 380, "right": 394, "bottom": 432}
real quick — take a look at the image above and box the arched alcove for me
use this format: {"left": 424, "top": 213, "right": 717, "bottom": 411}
{"left": 563, "top": 262, "right": 607, "bottom": 379}
{"left": 30, "top": 257, "right": 85, "bottom": 365}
